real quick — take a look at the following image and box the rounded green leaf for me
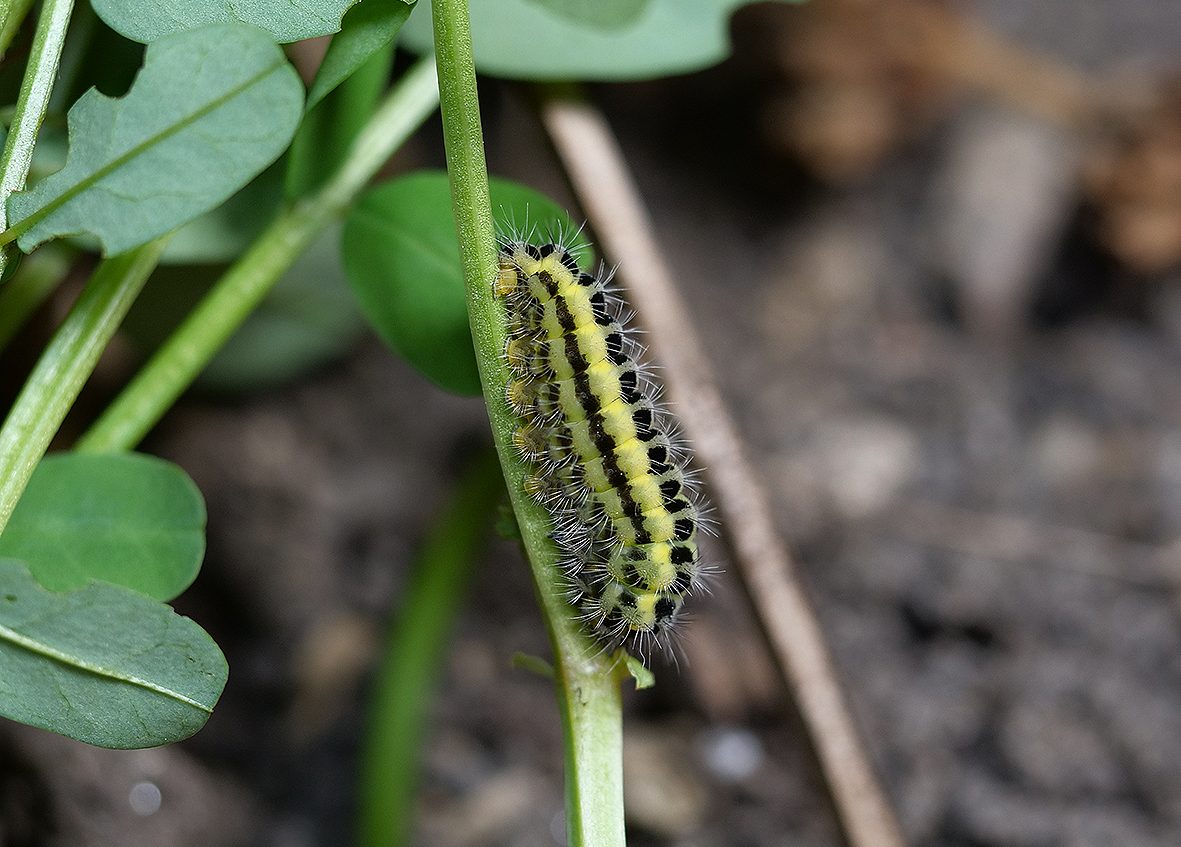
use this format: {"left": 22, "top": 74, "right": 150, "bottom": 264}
{"left": 341, "top": 170, "right": 589, "bottom": 395}
{"left": 7, "top": 23, "right": 303, "bottom": 256}
{"left": 0, "top": 560, "right": 226, "bottom": 749}
{"left": 0, "top": 453, "right": 205, "bottom": 602}
{"left": 522, "top": 0, "right": 648, "bottom": 29}
{"left": 91, "top": 0, "right": 362, "bottom": 44}
{"left": 401, "top": 0, "right": 799, "bottom": 81}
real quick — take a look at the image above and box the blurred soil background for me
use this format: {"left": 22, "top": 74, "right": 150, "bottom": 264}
{"left": 4, "top": 0, "right": 1181, "bottom": 845}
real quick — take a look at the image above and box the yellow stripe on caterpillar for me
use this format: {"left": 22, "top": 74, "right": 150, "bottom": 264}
{"left": 494, "top": 235, "right": 707, "bottom": 656}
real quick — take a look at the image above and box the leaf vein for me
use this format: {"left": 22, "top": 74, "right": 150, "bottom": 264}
{"left": 14, "top": 57, "right": 291, "bottom": 239}
{"left": 0, "top": 621, "right": 211, "bottom": 712}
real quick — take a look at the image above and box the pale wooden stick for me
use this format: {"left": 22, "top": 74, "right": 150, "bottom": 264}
{"left": 539, "top": 91, "right": 908, "bottom": 847}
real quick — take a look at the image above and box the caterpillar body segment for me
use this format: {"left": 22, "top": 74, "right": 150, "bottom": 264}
{"left": 495, "top": 236, "right": 707, "bottom": 654}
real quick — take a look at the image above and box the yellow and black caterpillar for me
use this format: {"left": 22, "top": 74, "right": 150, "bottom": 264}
{"left": 496, "top": 236, "right": 706, "bottom": 655}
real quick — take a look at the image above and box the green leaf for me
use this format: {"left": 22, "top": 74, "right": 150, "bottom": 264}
{"left": 91, "top": 0, "right": 362, "bottom": 44}
{"left": 160, "top": 162, "right": 284, "bottom": 265}
{"left": 199, "top": 224, "right": 366, "bottom": 391}
{"left": 6, "top": 23, "right": 303, "bottom": 256}
{"left": 523, "top": 0, "right": 648, "bottom": 29}
{"left": 49, "top": 8, "right": 145, "bottom": 113}
{"left": 306, "top": 0, "right": 414, "bottom": 113}
{"left": 124, "top": 225, "right": 365, "bottom": 392}
{"left": 0, "top": 559, "right": 226, "bottom": 749}
{"left": 289, "top": 0, "right": 416, "bottom": 198}
{"left": 511, "top": 651, "right": 555, "bottom": 679}
{"left": 341, "top": 170, "right": 590, "bottom": 395}
{"left": 0, "top": 453, "right": 205, "bottom": 602}
{"left": 623, "top": 652, "right": 655, "bottom": 689}
{"left": 402, "top": 0, "right": 799, "bottom": 81}
{"left": 286, "top": 3, "right": 404, "bottom": 200}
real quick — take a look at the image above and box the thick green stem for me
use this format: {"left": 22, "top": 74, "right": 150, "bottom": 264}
{"left": 76, "top": 56, "right": 440, "bottom": 454}
{"left": 0, "top": 239, "right": 164, "bottom": 533}
{"left": 429, "top": 1, "right": 625, "bottom": 844}
{"left": 0, "top": 0, "right": 73, "bottom": 280}
{"left": 358, "top": 449, "right": 504, "bottom": 847}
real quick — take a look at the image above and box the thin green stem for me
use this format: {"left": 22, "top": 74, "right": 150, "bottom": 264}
{"left": 0, "top": 244, "right": 71, "bottom": 351}
{"left": 429, "top": 1, "right": 625, "bottom": 844}
{"left": 285, "top": 26, "right": 396, "bottom": 200}
{"left": 0, "top": 0, "right": 35, "bottom": 60}
{"left": 0, "top": 0, "right": 73, "bottom": 278}
{"left": 46, "top": 1, "right": 94, "bottom": 114}
{"left": 75, "top": 55, "right": 440, "bottom": 454}
{"left": 357, "top": 448, "right": 504, "bottom": 847}
{"left": 0, "top": 238, "right": 165, "bottom": 533}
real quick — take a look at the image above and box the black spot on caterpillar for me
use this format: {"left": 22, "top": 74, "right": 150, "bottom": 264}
{"left": 495, "top": 232, "right": 709, "bottom": 657}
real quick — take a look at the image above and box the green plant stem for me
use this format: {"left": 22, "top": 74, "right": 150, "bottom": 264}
{"left": 357, "top": 448, "right": 503, "bottom": 847}
{"left": 429, "top": 1, "right": 625, "bottom": 844}
{"left": 0, "top": 244, "right": 71, "bottom": 351}
{"left": 0, "top": 0, "right": 35, "bottom": 60}
{"left": 0, "top": 0, "right": 73, "bottom": 280}
{"left": 0, "top": 239, "right": 164, "bottom": 533}
{"left": 286, "top": 32, "right": 395, "bottom": 199}
{"left": 75, "top": 55, "right": 440, "bottom": 454}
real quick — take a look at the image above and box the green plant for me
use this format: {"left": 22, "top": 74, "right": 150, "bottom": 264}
{"left": 0, "top": 0, "right": 788, "bottom": 841}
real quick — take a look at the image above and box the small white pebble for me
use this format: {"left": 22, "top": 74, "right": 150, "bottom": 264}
{"left": 698, "top": 727, "right": 764, "bottom": 782}
{"left": 128, "top": 781, "right": 162, "bottom": 816}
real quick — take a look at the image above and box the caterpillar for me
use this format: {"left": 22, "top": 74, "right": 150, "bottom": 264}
{"left": 495, "top": 233, "right": 707, "bottom": 657}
